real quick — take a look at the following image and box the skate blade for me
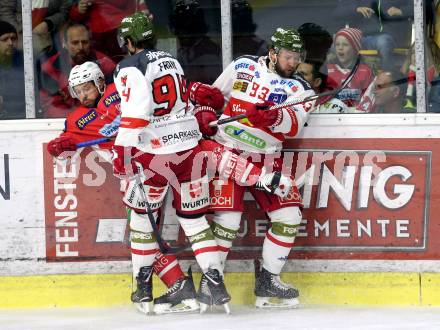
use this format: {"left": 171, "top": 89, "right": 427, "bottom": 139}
{"left": 134, "top": 301, "right": 151, "bottom": 314}
{"left": 154, "top": 299, "right": 200, "bottom": 315}
{"left": 255, "top": 297, "right": 299, "bottom": 309}
{"left": 223, "top": 302, "right": 231, "bottom": 314}
{"left": 199, "top": 302, "right": 231, "bottom": 314}
{"left": 199, "top": 302, "right": 209, "bottom": 314}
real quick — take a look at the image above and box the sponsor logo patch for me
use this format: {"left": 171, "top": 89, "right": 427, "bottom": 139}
{"left": 104, "top": 92, "right": 121, "bottom": 107}
{"left": 76, "top": 109, "right": 98, "bottom": 130}
{"left": 237, "top": 72, "right": 254, "bottom": 82}
{"left": 232, "top": 81, "right": 249, "bottom": 93}
{"left": 224, "top": 125, "right": 266, "bottom": 149}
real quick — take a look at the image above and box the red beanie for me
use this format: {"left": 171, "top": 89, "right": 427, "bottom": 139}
{"left": 335, "top": 27, "right": 363, "bottom": 53}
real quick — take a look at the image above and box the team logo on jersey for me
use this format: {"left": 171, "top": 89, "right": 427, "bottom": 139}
{"left": 232, "top": 81, "right": 249, "bottom": 93}
{"left": 237, "top": 72, "right": 253, "bottom": 82}
{"left": 150, "top": 138, "right": 162, "bottom": 149}
{"left": 181, "top": 177, "right": 209, "bottom": 211}
{"left": 304, "top": 101, "right": 313, "bottom": 112}
{"left": 76, "top": 109, "right": 98, "bottom": 130}
{"left": 189, "top": 182, "right": 202, "bottom": 198}
{"left": 148, "top": 186, "right": 166, "bottom": 201}
{"left": 120, "top": 75, "right": 127, "bottom": 86}
{"left": 104, "top": 92, "right": 121, "bottom": 107}
{"left": 291, "top": 85, "right": 299, "bottom": 92}
{"left": 249, "top": 65, "right": 255, "bottom": 71}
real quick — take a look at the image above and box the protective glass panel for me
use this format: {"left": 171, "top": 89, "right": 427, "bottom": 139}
{"left": 237, "top": 0, "right": 416, "bottom": 114}
{"left": 0, "top": 4, "right": 25, "bottom": 119}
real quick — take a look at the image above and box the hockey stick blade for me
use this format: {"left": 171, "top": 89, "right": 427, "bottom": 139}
{"left": 210, "top": 56, "right": 361, "bottom": 127}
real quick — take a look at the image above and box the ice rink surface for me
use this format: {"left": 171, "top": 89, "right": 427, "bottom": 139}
{"left": 1, "top": 305, "right": 440, "bottom": 330}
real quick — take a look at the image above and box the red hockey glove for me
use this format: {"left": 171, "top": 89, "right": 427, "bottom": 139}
{"left": 111, "top": 145, "right": 139, "bottom": 180}
{"left": 189, "top": 82, "right": 225, "bottom": 110}
{"left": 194, "top": 105, "right": 218, "bottom": 136}
{"left": 47, "top": 136, "right": 78, "bottom": 157}
{"left": 245, "top": 101, "right": 282, "bottom": 128}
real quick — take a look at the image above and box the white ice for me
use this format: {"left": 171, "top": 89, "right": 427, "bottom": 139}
{"left": 1, "top": 305, "right": 440, "bottom": 330}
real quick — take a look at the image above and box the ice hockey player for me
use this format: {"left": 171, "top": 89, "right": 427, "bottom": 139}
{"left": 46, "top": 60, "right": 293, "bottom": 314}
{"left": 46, "top": 61, "right": 200, "bottom": 315}
{"left": 113, "top": 11, "right": 233, "bottom": 313}
{"left": 195, "top": 27, "right": 316, "bottom": 308}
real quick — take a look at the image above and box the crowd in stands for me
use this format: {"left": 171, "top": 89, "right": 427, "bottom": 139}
{"left": 2, "top": 0, "right": 440, "bottom": 119}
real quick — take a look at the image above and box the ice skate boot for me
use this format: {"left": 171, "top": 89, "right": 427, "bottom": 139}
{"left": 197, "top": 268, "right": 231, "bottom": 314}
{"left": 131, "top": 266, "right": 153, "bottom": 314}
{"left": 254, "top": 169, "right": 292, "bottom": 198}
{"left": 254, "top": 260, "right": 299, "bottom": 309}
{"left": 153, "top": 267, "right": 199, "bottom": 314}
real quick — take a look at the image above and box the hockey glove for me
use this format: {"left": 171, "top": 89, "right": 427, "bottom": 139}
{"left": 189, "top": 82, "right": 225, "bottom": 110}
{"left": 112, "top": 145, "right": 139, "bottom": 180}
{"left": 194, "top": 105, "right": 218, "bottom": 136}
{"left": 47, "top": 136, "right": 78, "bottom": 157}
{"left": 245, "top": 101, "right": 282, "bottom": 128}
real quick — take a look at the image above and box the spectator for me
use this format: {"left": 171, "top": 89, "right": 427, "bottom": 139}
{"left": 36, "top": 22, "right": 116, "bottom": 118}
{"left": 373, "top": 70, "right": 404, "bottom": 113}
{"left": 69, "top": 0, "right": 150, "bottom": 60}
{"left": 32, "top": 0, "right": 71, "bottom": 56}
{"left": 326, "top": 27, "right": 374, "bottom": 109}
{"left": 0, "top": 20, "right": 25, "bottom": 119}
{"left": 297, "top": 23, "right": 333, "bottom": 92}
{"left": 332, "top": 0, "right": 413, "bottom": 70}
{"left": 0, "top": 0, "right": 21, "bottom": 31}
{"left": 231, "top": 0, "right": 268, "bottom": 58}
{"left": 169, "top": 0, "right": 222, "bottom": 84}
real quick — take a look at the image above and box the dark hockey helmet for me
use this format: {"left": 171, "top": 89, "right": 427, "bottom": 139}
{"left": 270, "top": 27, "right": 305, "bottom": 60}
{"left": 231, "top": 0, "right": 256, "bottom": 34}
{"left": 117, "top": 11, "right": 154, "bottom": 48}
{"left": 298, "top": 23, "right": 332, "bottom": 63}
{"left": 169, "top": 0, "right": 208, "bottom": 35}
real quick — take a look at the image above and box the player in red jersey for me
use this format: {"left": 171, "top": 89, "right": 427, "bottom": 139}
{"left": 46, "top": 61, "right": 196, "bottom": 315}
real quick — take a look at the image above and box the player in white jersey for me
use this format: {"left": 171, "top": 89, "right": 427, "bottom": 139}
{"left": 196, "top": 27, "right": 316, "bottom": 308}
{"left": 113, "top": 12, "right": 230, "bottom": 313}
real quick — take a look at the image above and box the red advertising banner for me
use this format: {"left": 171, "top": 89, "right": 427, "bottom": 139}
{"left": 43, "top": 147, "right": 129, "bottom": 261}
{"left": 43, "top": 139, "right": 440, "bottom": 261}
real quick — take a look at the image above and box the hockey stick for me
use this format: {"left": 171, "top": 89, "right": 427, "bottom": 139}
{"left": 129, "top": 156, "right": 188, "bottom": 255}
{"left": 76, "top": 136, "right": 115, "bottom": 148}
{"left": 210, "top": 56, "right": 361, "bottom": 127}
{"left": 77, "top": 137, "right": 187, "bottom": 254}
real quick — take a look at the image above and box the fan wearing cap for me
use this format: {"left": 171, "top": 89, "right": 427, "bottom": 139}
{"left": 326, "top": 27, "right": 374, "bottom": 109}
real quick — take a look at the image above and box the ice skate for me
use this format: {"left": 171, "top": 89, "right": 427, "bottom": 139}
{"left": 255, "top": 169, "right": 292, "bottom": 198}
{"left": 131, "top": 266, "right": 153, "bottom": 314}
{"left": 153, "top": 267, "right": 199, "bottom": 314}
{"left": 254, "top": 259, "right": 299, "bottom": 309}
{"left": 197, "top": 268, "right": 231, "bottom": 314}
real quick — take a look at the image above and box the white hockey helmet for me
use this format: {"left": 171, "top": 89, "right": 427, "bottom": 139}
{"left": 68, "top": 61, "right": 105, "bottom": 98}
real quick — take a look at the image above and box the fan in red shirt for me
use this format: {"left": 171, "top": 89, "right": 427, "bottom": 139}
{"left": 326, "top": 27, "right": 374, "bottom": 109}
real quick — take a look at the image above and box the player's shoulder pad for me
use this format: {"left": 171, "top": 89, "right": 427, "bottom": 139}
{"left": 232, "top": 55, "right": 259, "bottom": 72}
{"left": 290, "top": 74, "right": 313, "bottom": 91}
{"left": 115, "top": 49, "right": 174, "bottom": 76}
{"left": 234, "top": 55, "right": 259, "bottom": 63}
